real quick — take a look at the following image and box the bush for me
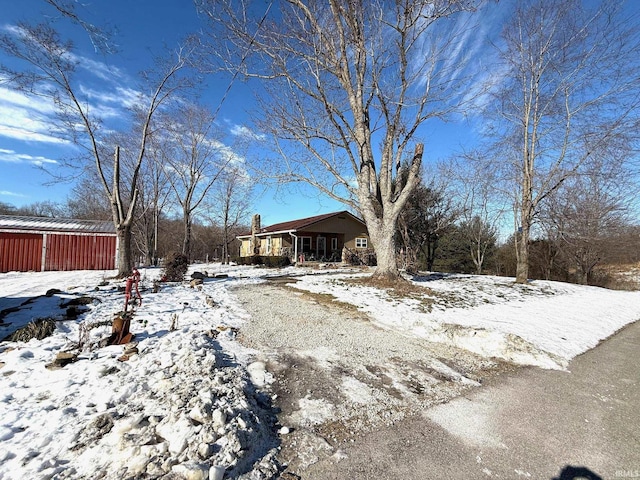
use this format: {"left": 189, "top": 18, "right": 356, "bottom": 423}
{"left": 162, "top": 252, "right": 189, "bottom": 281}
{"left": 231, "top": 255, "right": 291, "bottom": 268}
{"left": 3, "top": 318, "right": 56, "bottom": 342}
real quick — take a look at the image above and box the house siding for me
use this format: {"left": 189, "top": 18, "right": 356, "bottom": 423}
{"left": 237, "top": 211, "right": 370, "bottom": 261}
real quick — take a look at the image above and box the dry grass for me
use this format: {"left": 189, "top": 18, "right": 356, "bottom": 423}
{"left": 3, "top": 318, "right": 57, "bottom": 342}
{"left": 269, "top": 279, "right": 362, "bottom": 313}
{"left": 345, "top": 275, "right": 436, "bottom": 311}
{"left": 591, "top": 264, "right": 640, "bottom": 291}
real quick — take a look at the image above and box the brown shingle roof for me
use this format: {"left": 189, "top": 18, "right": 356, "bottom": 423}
{"left": 238, "top": 210, "right": 364, "bottom": 237}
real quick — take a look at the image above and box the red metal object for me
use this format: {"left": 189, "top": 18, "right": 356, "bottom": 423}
{"left": 0, "top": 233, "right": 42, "bottom": 272}
{"left": 124, "top": 268, "right": 142, "bottom": 313}
{"left": 108, "top": 268, "right": 142, "bottom": 346}
{"left": 109, "top": 312, "right": 134, "bottom": 345}
{"left": 46, "top": 234, "right": 116, "bottom": 271}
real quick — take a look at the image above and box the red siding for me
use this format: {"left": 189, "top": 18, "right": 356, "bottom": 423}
{"left": 0, "top": 233, "right": 43, "bottom": 273}
{"left": 45, "top": 234, "right": 116, "bottom": 271}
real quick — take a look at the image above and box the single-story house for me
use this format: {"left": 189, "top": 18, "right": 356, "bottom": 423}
{"left": 0, "top": 215, "right": 117, "bottom": 273}
{"left": 237, "top": 210, "right": 370, "bottom": 262}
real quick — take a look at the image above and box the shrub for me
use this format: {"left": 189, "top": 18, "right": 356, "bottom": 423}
{"left": 162, "top": 252, "right": 189, "bottom": 281}
{"left": 3, "top": 318, "right": 56, "bottom": 342}
{"left": 231, "top": 255, "right": 291, "bottom": 268}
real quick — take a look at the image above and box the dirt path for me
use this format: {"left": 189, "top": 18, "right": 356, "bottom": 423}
{"left": 232, "top": 279, "right": 516, "bottom": 477}
{"left": 301, "top": 316, "right": 640, "bottom": 480}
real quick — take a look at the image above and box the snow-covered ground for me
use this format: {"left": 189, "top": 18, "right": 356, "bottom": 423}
{"left": 1, "top": 264, "right": 639, "bottom": 479}
{"left": 293, "top": 271, "right": 640, "bottom": 369}
{"left": 0, "top": 264, "right": 286, "bottom": 480}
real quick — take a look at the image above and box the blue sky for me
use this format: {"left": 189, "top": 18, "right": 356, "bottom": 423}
{"left": 2, "top": 0, "right": 593, "bottom": 228}
{"left": 0, "top": 0, "right": 502, "bottom": 227}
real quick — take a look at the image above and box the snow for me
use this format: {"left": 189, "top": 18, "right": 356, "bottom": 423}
{"left": 292, "top": 271, "right": 640, "bottom": 369}
{"left": 1, "top": 264, "right": 639, "bottom": 479}
{"left": 0, "top": 266, "right": 282, "bottom": 480}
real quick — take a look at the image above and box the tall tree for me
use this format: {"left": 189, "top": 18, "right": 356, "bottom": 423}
{"left": 397, "top": 180, "right": 459, "bottom": 272}
{"left": 0, "top": 20, "right": 192, "bottom": 276}
{"left": 134, "top": 132, "right": 174, "bottom": 266}
{"left": 453, "top": 154, "right": 505, "bottom": 275}
{"left": 541, "top": 157, "right": 634, "bottom": 284}
{"left": 157, "top": 104, "right": 228, "bottom": 261}
{"left": 198, "top": 0, "right": 482, "bottom": 281}
{"left": 485, "top": 0, "right": 640, "bottom": 283}
{"left": 207, "top": 166, "right": 252, "bottom": 264}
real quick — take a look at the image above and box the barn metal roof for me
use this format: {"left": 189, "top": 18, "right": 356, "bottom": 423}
{"left": 0, "top": 215, "right": 116, "bottom": 235}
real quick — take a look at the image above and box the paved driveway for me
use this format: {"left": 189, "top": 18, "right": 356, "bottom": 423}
{"left": 305, "top": 319, "right": 640, "bottom": 479}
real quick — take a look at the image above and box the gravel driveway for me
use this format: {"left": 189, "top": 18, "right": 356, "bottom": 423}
{"left": 232, "top": 278, "right": 515, "bottom": 476}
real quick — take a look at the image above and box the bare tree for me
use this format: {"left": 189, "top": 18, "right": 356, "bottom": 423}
{"left": 13, "top": 200, "right": 67, "bottom": 218}
{"left": 156, "top": 104, "right": 229, "bottom": 260}
{"left": 198, "top": 0, "right": 482, "bottom": 281}
{"left": 485, "top": 0, "right": 640, "bottom": 283}
{"left": 66, "top": 174, "right": 112, "bottom": 220}
{"left": 207, "top": 167, "right": 252, "bottom": 264}
{"left": 397, "top": 179, "right": 459, "bottom": 272}
{"left": 133, "top": 133, "right": 174, "bottom": 266}
{"left": 453, "top": 155, "right": 506, "bottom": 274}
{"left": 43, "top": 0, "right": 114, "bottom": 53}
{"left": 0, "top": 202, "right": 17, "bottom": 215}
{"left": 541, "top": 157, "right": 634, "bottom": 284}
{"left": 0, "top": 21, "right": 193, "bottom": 276}
{"left": 459, "top": 215, "right": 497, "bottom": 274}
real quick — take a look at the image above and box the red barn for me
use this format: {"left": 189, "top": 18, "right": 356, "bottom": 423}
{"left": 0, "top": 215, "right": 117, "bottom": 273}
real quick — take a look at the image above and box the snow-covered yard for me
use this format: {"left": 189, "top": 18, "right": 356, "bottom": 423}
{"left": 1, "top": 264, "right": 639, "bottom": 479}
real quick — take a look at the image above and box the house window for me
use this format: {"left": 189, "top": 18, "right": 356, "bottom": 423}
{"left": 355, "top": 237, "right": 368, "bottom": 249}
{"left": 266, "top": 236, "right": 272, "bottom": 254}
{"left": 298, "top": 236, "right": 312, "bottom": 254}
{"left": 331, "top": 237, "right": 338, "bottom": 251}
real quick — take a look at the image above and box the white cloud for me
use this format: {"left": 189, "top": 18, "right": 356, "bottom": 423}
{"left": 0, "top": 87, "right": 68, "bottom": 144}
{"left": 0, "top": 148, "right": 58, "bottom": 166}
{"left": 211, "top": 139, "right": 246, "bottom": 166}
{"left": 230, "top": 124, "right": 266, "bottom": 141}
{"left": 0, "top": 190, "right": 27, "bottom": 197}
{"left": 78, "top": 84, "right": 142, "bottom": 111}
{"left": 66, "top": 53, "right": 124, "bottom": 82}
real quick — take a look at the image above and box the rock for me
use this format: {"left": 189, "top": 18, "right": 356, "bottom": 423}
{"left": 211, "top": 409, "right": 227, "bottom": 432}
{"left": 205, "top": 296, "right": 217, "bottom": 308}
{"left": 191, "top": 271, "right": 207, "bottom": 280}
{"left": 279, "top": 426, "right": 291, "bottom": 435}
{"left": 198, "top": 442, "right": 214, "bottom": 459}
{"left": 45, "top": 351, "right": 78, "bottom": 370}
{"left": 156, "top": 417, "right": 192, "bottom": 455}
{"left": 45, "top": 288, "right": 62, "bottom": 297}
{"left": 189, "top": 402, "right": 212, "bottom": 424}
{"left": 214, "top": 274, "right": 228, "bottom": 279}
{"left": 171, "top": 462, "right": 209, "bottom": 480}
{"left": 209, "top": 465, "right": 225, "bottom": 480}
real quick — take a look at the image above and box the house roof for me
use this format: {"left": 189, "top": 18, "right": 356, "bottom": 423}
{"left": 238, "top": 210, "right": 365, "bottom": 238}
{"left": 0, "top": 215, "right": 116, "bottom": 235}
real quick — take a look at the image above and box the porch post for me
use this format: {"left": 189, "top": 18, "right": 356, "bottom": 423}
{"left": 290, "top": 232, "right": 298, "bottom": 265}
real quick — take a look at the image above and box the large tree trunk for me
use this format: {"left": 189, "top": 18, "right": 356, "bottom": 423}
{"left": 367, "top": 218, "right": 399, "bottom": 281}
{"left": 515, "top": 220, "right": 530, "bottom": 284}
{"left": 116, "top": 224, "right": 133, "bottom": 277}
{"left": 182, "top": 212, "right": 192, "bottom": 261}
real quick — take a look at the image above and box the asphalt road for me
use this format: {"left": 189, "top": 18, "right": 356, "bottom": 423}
{"left": 305, "top": 319, "right": 640, "bottom": 480}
